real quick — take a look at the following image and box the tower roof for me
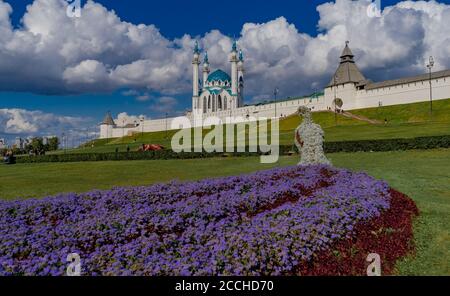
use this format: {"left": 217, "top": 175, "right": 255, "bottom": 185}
{"left": 207, "top": 69, "right": 231, "bottom": 83}
{"left": 328, "top": 42, "right": 365, "bottom": 86}
{"left": 340, "top": 41, "right": 354, "bottom": 59}
{"left": 102, "top": 112, "right": 115, "bottom": 125}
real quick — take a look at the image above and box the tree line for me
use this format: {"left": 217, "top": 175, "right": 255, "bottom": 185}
{"left": 1, "top": 137, "right": 60, "bottom": 156}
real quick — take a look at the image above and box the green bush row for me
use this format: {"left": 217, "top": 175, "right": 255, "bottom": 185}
{"left": 323, "top": 135, "right": 450, "bottom": 153}
{"left": 14, "top": 135, "right": 450, "bottom": 164}
{"left": 15, "top": 150, "right": 260, "bottom": 163}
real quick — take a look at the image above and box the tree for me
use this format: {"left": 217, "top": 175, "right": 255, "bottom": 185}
{"left": 48, "top": 137, "right": 60, "bottom": 151}
{"left": 29, "top": 137, "right": 44, "bottom": 154}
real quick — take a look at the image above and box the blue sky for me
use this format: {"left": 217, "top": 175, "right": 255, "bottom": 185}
{"left": 1, "top": 0, "right": 344, "bottom": 121}
{"left": 1, "top": 0, "right": 450, "bottom": 144}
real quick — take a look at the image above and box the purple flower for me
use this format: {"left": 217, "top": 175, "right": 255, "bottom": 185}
{"left": 0, "top": 165, "right": 390, "bottom": 276}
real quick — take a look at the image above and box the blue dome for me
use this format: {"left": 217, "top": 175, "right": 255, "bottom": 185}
{"left": 207, "top": 69, "right": 231, "bottom": 83}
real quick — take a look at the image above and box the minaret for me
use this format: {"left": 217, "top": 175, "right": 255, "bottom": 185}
{"left": 229, "top": 40, "right": 238, "bottom": 108}
{"left": 237, "top": 49, "right": 245, "bottom": 107}
{"left": 202, "top": 51, "right": 210, "bottom": 88}
{"left": 192, "top": 41, "right": 201, "bottom": 111}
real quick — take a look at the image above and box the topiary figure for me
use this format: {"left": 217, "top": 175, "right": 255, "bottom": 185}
{"left": 294, "top": 106, "right": 331, "bottom": 166}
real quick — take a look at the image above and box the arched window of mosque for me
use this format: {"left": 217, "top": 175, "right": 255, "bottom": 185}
{"left": 203, "top": 97, "right": 207, "bottom": 111}
{"left": 218, "top": 95, "right": 222, "bottom": 109}
{"left": 224, "top": 96, "right": 227, "bottom": 109}
{"left": 208, "top": 96, "right": 211, "bottom": 109}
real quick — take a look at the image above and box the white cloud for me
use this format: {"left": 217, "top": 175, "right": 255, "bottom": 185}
{"left": 115, "top": 112, "right": 144, "bottom": 126}
{"left": 0, "top": 0, "right": 448, "bottom": 102}
{"left": 121, "top": 89, "right": 151, "bottom": 101}
{"left": 63, "top": 59, "right": 111, "bottom": 89}
{"left": 121, "top": 89, "right": 139, "bottom": 97}
{"left": 149, "top": 96, "right": 178, "bottom": 113}
{"left": 136, "top": 94, "right": 151, "bottom": 102}
{"left": 0, "top": 108, "right": 91, "bottom": 137}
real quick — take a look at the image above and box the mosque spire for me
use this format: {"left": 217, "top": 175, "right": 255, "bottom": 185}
{"left": 231, "top": 39, "right": 237, "bottom": 52}
{"left": 193, "top": 40, "right": 200, "bottom": 54}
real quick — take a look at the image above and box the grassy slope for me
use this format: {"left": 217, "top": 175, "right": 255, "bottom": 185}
{"left": 1, "top": 149, "right": 449, "bottom": 275}
{"left": 52, "top": 99, "right": 450, "bottom": 155}
{"left": 351, "top": 98, "right": 450, "bottom": 124}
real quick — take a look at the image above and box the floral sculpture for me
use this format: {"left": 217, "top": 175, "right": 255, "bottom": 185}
{"left": 295, "top": 106, "right": 331, "bottom": 166}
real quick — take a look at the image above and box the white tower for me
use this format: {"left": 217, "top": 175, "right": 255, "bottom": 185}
{"left": 100, "top": 111, "right": 116, "bottom": 139}
{"left": 230, "top": 40, "right": 238, "bottom": 108}
{"left": 192, "top": 41, "right": 201, "bottom": 111}
{"left": 202, "top": 51, "right": 210, "bottom": 88}
{"left": 237, "top": 49, "right": 245, "bottom": 107}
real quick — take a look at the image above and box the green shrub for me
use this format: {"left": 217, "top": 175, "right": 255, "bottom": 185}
{"left": 323, "top": 135, "right": 450, "bottom": 153}
{"left": 14, "top": 135, "right": 450, "bottom": 164}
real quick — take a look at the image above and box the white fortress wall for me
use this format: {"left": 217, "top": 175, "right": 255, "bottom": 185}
{"left": 324, "top": 75, "right": 450, "bottom": 111}
{"left": 199, "top": 95, "right": 326, "bottom": 121}
{"left": 353, "top": 76, "right": 450, "bottom": 110}
{"left": 106, "top": 95, "right": 326, "bottom": 138}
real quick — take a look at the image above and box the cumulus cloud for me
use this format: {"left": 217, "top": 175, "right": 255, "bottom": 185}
{"left": 149, "top": 96, "right": 178, "bottom": 113}
{"left": 121, "top": 89, "right": 151, "bottom": 101}
{"left": 0, "top": 0, "right": 448, "bottom": 102}
{"left": 115, "top": 112, "right": 145, "bottom": 126}
{"left": 0, "top": 109, "right": 84, "bottom": 134}
{"left": 0, "top": 108, "right": 93, "bottom": 140}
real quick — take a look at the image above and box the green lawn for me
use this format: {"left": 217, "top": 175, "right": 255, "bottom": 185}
{"left": 0, "top": 149, "right": 449, "bottom": 275}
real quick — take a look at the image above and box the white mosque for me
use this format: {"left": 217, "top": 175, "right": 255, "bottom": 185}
{"left": 100, "top": 41, "right": 450, "bottom": 139}
{"left": 193, "top": 40, "right": 245, "bottom": 114}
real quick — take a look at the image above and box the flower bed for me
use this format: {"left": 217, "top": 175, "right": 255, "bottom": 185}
{"left": 0, "top": 165, "right": 417, "bottom": 276}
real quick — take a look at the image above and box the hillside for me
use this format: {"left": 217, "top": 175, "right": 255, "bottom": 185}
{"left": 52, "top": 98, "right": 450, "bottom": 155}
{"left": 350, "top": 98, "right": 450, "bottom": 124}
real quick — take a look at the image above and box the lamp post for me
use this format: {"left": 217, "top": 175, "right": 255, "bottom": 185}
{"left": 165, "top": 112, "right": 168, "bottom": 139}
{"left": 427, "top": 56, "right": 434, "bottom": 119}
{"left": 86, "top": 128, "right": 89, "bottom": 147}
{"left": 334, "top": 75, "right": 339, "bottom": 126}
{"left": 62, "top": 132, "right": 66, "bottom": 154}
{"left": 139, "top": 115, "right": 145, "bottom": 143}
{"left": 122, "top": 118, "right": 126, "bottom": 143}
{"left": 106, "top": 110, "right": 110, "bottom": 144}
{"left": 274, "top": 87, "right": 279, "bottom": 118}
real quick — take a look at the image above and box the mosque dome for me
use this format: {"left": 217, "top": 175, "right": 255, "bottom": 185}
{"left": 207, "top": 69, "right": 231, "bottom": 84}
